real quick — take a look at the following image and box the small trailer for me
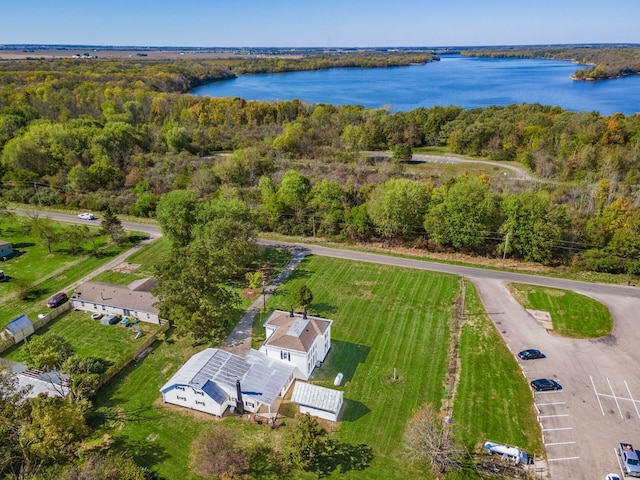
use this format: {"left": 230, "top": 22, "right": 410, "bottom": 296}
{"left": 484, "top": 441, "right": 532, "bottom": 465}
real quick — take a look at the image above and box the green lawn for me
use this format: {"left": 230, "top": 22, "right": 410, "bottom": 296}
{"left": 454, "top": 282, "right": 542, "bottom": 457}
{"left": 87, "top": 254, "right": 544, "bottom": 480}
{"left": 508, "top": 283, "right": 613, "bottom": 338}
{"left": 264, "top": 256, "right": 459, "bottom": 479}
{"left": 2, "top": 310, "right": 161, "bottom": 366}
{"left": 0, "top": 219, "right": 145, "bottom": 329}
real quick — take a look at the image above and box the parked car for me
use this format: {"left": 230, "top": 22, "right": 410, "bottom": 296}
{"left": 530, "top": 378, "right": 562, "bottom": 391}
{"left": 518, "top": 349, "right": 545, "bottom": 360}
{"left": 618, "top": 443, "right": 640, "bottom": 477}
{"left": 47, "top": 292, "right": 68, "bottom": 308}
{"left": 77, "top": 212, "right": 95, "bottom": 220}
{"left": 606, "top": 473, "right": 622, "bottom": 480}
{"left": 101, "top": 314, "right": 120, "bottom": 325}
{"left": 91, "top": 312, "right": 103, "bottom": 320}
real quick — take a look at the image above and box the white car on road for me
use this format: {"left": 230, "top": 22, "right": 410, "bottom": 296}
{"left": 77, "top": 212, "right": 96, "bottom": 220}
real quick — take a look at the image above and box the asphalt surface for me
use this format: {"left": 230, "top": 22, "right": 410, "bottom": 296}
{"left": 40, "top": 212, "right": 639, "bottom": 479}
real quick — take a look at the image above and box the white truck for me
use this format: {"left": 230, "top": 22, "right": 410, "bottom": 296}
{"left": 618, "top": 443, "right": 640, "bottom": 477}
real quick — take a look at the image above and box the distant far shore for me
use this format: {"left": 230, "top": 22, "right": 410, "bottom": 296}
{"left": 0, "top": 46, "right": 292, "bottom": 61}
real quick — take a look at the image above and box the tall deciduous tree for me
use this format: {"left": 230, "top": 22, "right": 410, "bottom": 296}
{"left": 425, "top": 175, "right": 500, "bottom": 249}
{"left": 500, "top": 190, "right": 569, "bottom": 264}
{"left": 155, "top": 189, "right": 200, "bottom": 248}
{"left": 366, "top": 178, "right": 431, "bottom": 240}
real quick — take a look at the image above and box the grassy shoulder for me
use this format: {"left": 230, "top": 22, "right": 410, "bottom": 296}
{"left": 507, "top": 283, "right": 612, "bottom": 338}
{"left": 454, "top": 282, "right": 542, "bottom": 455}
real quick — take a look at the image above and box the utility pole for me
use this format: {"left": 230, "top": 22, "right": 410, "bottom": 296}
{"left": 33, "top": 182, "right": 41, "bottom": 207}
{"left": 502, "top": 232, "right": 510, "bottom": 267}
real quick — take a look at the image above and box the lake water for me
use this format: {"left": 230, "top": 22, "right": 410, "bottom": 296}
{"left": 191, "top": 55, "right": 640, "bottom": 116}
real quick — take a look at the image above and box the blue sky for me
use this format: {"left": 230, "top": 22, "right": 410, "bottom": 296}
{"left": 1, "top": 0, "right": 638, "bottom": 47}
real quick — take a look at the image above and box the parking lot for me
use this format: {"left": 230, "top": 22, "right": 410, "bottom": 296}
{"left": 471, "top": 277, "right": 640, "bottom": 480}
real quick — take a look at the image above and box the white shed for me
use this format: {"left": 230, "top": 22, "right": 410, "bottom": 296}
{"left": 2, "top": 315, "right": 34, "bottom": 343}
{"left": 291, "top": 381, "right": 344, "bottom": 422}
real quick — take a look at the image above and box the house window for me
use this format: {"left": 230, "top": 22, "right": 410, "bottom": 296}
{"left": 176, "top": 386, "right": 185, "bottom": 391}
{"left": 195, "top": 391, "right": 204, "bottom": 396}
{"left": 245, "top": 401, "right": 255, "bottom": 408}
{"left": 177, "top": 395, "right": 186, "bottom": 401}
{"left": 195, "top": 400, "right": 205, "bottom": 406}
{"left": 81, "top": 301, "right": 85, "bottom": 307}
{"left": 94, "top": 305, "right": 97, "bottom": 310}
{"left": 280, "top": 351, "right": 290, "bottom": 361}
{"left": 146, "top": 313, "right": 150, "bottom": 319}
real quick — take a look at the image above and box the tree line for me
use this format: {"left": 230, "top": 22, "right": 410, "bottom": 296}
{"left": 1, "top": 56, "right": 640, "bottom": 274}
{"left": 462, "top": 45, "right": 640, "bottom": 81}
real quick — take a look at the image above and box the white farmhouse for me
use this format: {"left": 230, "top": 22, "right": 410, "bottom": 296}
{"left": 160, "top": 348, "right": 296, "bottom": 417}
{"left": 259, "top": 309, "right": 332, "bottom": 380}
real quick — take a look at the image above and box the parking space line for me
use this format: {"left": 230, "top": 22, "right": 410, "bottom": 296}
{"left": 547, "top": 456, "right": 580, "bottom": 462}
{"left": 542, "top": 427, "right": 573, "bottom": 431}
{"left": 590, "top": 375, "right": 605, "bottom": 416}
{"left": 545, "top": 441, "right": 576, "bottom": 446}
{"left": 538, "top": 414, "right": 570, "bottom": 418}
{"left": 625, "top": 380, "right": 640, "bottom": 419}
{"left": 536, "top": 402, "right": 566, "bottom": 406}
{"left": 608, "top": 377, "right": 624, "bottom": 419}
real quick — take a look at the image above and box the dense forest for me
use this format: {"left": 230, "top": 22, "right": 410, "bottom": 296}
{"left": 461, "top": 45, "right": 640, "bottom": 80}
{"left": 1, "top": 52, "right": 640, "bottom": 276}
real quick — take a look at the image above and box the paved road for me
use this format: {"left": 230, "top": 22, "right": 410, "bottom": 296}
{"left": 38, "top": 212, "right": 638, "bottom": 479}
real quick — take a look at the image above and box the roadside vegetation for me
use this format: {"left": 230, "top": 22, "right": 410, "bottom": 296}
{"left": 507, "top": 283, "right": 613, "bottom": 337}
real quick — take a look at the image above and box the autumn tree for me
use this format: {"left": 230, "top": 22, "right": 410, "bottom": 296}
{"left": 403, "top": 403, "right": 463, "bottom": 479}
{"left": 191, "top": 425, "right": 250, "bottom": 480}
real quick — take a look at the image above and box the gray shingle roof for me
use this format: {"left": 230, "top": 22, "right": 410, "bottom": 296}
{"left": 71, "top": 281, "right": 158, "bottom": 314}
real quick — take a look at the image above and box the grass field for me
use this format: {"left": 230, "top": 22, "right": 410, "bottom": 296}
{"left": 454, "top": 282, "right": 542, "bottom": 456}
{"left": 86, "top": 254, "right": 544, "bottom": 479}
{"left": 507, "top": 283, "right": 613, "bottom": 338}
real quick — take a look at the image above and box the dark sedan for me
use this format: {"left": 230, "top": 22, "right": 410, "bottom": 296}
{"left": 531, "top": 378, "right": 562, "bottom": 391}
{"left": 518, "top": 349, "right": 545, "bottom": 360}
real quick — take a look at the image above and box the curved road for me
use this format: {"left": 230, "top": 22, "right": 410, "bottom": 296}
{"left": 366, "top": 151, "right": 538, "bottom": 182}
{"left": 45, "top": 212, "right": 638, "bottom": 479}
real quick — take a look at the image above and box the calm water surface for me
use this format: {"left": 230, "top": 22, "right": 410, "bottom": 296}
{"left": 191, "top": 55, "right": 640, "bottom": 115}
